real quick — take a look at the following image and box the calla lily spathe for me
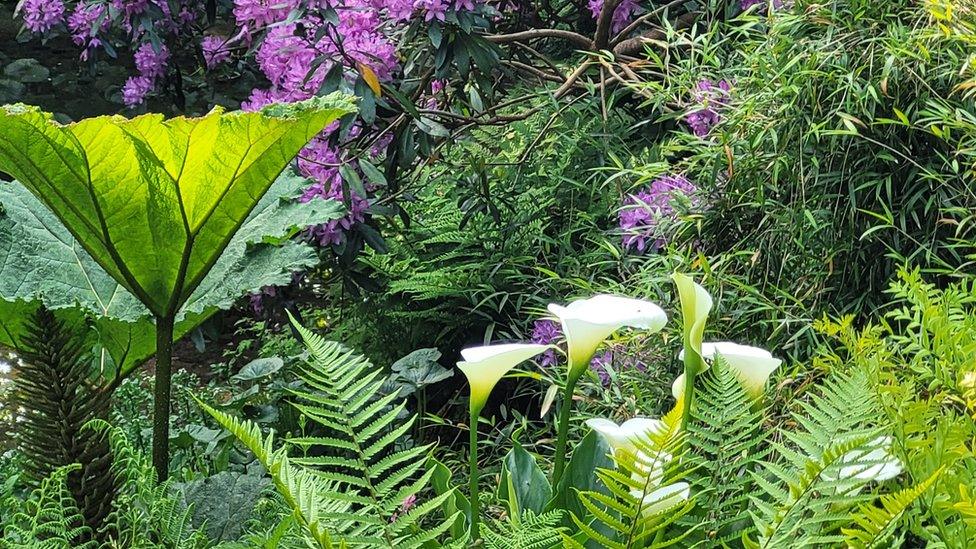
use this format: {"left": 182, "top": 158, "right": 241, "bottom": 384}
{"left": 672, "top": 342, "right": 783, "bottom": 400}
{"left": 547, "top": 294, "right": 667, "bottom": 377}
{"left": 585, "top": 417, "right": 666, "bottom": 457}
{"left": 630, "top": 482, "right": 691, "bottom": 517}
{"left": 826, "top": 436, "right": 903, "bottom": 483}
{"left": 671, "top": 273, "right": 712, "bottom": 375}
{"left": 458, "top": 343, "right": 550, "bottom": 415}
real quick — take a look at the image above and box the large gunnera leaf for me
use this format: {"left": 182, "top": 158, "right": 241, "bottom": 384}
{"left": 0, "top": 94, "right": 355, "bottom": 317}
{"left": 0, "top": 171, "right": 344, "bottom": 375}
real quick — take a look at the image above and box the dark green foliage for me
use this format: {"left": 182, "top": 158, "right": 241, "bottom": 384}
{"left": 672, "top": 0, "right": 976, "bottom": 323}
{"left": 178, "top": 471, "right": 271, "bottom": 542}
{"left": 12, "top": 309, "right": 116, "bottom": 543}
{"left": 685, "top": 356, "right": 768, "bottom": 546}
{"left": 1, "top": 464, "right": 94, "bottom": 549}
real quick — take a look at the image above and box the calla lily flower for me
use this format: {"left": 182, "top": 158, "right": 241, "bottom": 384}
{"left": 826, "top": 436, "right": 903, "bottom": 482}
{"left": 630, "top": 482, "right": 691, "bottom": 517}
{"left": 585, "top": 417, "right": 666, "bottom": 457}
{"left": 458, "top": 343, "right": 550, "bottom": 415}
{"left": 671, "top": 273, "right": 712, "bottom": 375}
{"left": 672, "top": 342, "right": 783, "bottom": 400}
{"left": 547, "top": 294, "right": 667, "bottom": 378}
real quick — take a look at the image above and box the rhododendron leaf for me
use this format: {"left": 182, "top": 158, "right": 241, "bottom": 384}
{"left": 0, "top": 94, "right": 354, "bottom": 317}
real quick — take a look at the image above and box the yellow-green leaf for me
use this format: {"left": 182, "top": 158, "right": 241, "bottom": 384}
{"left": 0, "top": 94, "right": 355, "bottom": 318}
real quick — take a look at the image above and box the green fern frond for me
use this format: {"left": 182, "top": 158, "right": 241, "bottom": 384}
{"left": 572, "top": 405, "right": 695, "bottom": 548}
{"left": 842, "top": 467, "right": 943, "bottom": 548}
{"left": 201, "top": 317, "right": 456, "bottom": 548}
{"left": 197, "top": 400, "right": 342, "bottom": 549}
{"left": 84, "top": 420, "right": 210, "bottom": 549}
{"left": 482, "top": 510, "right": 566, "bottom": 549}
{"left": 747, "top": 370, "right": 897, "bottom": 548}
{"left": 1, "top": 464, "right": 95, "bottom": 549}
{"left": 685, "top": 355, "right": 769, "bottom": 546}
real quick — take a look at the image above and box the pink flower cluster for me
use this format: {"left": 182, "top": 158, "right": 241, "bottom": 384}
{"left": 619, "top": 174, "right": 697, "bottom": 253}
{"left": 232, "top": 0, "right": 480, "bottom": 246}
{"left": 201, "top": 35, "right": 232, "bottom": 69}
{"left": 123, "top": 42, "right": 169, "bottom": 107}
{"left": 685, "top": 79, "right": 731, "bottom": 138}
{"left": 586, "top": 0, "right": 642, "bottom": 35}
{"left": 22, "top": 0, "right": 65, "bottom": 34}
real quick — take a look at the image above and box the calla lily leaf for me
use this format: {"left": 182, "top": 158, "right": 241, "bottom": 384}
{"left": 0, "top": 94, "right": 355, "bottom": 318}
{"left": 547, "top": 294, "right": 667, "bottom": 377}
{"left": 458, "top": 343, "right": 549, "bottom": 414}
{"left": 498, "top": 441, "right": 552, "bottom": 515}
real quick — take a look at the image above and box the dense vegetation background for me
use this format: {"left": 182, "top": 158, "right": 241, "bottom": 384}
{"left": 1, "top": 0, "right": 975, "bottom": 546}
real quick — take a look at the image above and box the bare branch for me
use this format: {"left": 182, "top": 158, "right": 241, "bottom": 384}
{"left": 484, "top": 29, "right": 594, "bottom": 49}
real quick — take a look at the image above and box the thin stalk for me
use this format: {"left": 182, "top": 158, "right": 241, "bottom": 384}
{"left": 468, "top": 407, "right": 481, "bottom": 541}
{"left": 551, "top": 368, "right": 584, "bottom": 487}
{"left": 679, "top": 341, "right": 701, "bottom": 434}
{"left": 152, "top": 315, "right": 175, "bottom": 482}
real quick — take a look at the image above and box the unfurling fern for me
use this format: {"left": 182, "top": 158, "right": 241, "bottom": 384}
{"left": 568, "top": 405, "right": 695, "bottom": 549}
{"left": 12, "top": 308, "right": 117, "bottom": 543}
{"left": 1, "top": 464, "right": 94, "bottom": 549}
{"left": 202, "top": 317, "right": 459, "bottom": 548}
{"left": 747, "top": 370, "right": 898, "bottom": 548}
{"left": 482, "top": 510, "right": 566, "bottom": 549}
{"left": 685, "top": 355, "right": 769, "bottom": 546}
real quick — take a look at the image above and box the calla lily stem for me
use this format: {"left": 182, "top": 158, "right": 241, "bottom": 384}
{"left": 552, "top": 369, "right": 584, "bottom": 487}
{"left": 468, "top": 406, "right": 481, "bottom": 541}
{"left": 679, "top": 340, "right": 701, "bottom": 434}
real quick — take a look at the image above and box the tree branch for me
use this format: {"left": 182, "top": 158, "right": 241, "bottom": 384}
{"left": 484, "top": 29, "right": 593, "bottom": 49}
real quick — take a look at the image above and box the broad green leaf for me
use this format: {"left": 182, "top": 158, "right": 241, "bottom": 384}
{"left": 428, "top": 455, "right": 470, "bottom": 540}
{"left": 231, "top": 357, "right": 285, "bottom": 382}
{"left": 498, "top": 441, "right": 552, "bottom": 515}
{"left": 548, "top": 430, "right": 612, "bottom": 519}
{"left": 0, "top": 94, "right": 355, "bottom": 317}
{"left": 0, "top": 171, "right": 345, "bottom": 375}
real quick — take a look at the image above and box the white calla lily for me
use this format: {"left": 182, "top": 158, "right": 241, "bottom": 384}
{"left": 630, "top": 482, "right": 691, "bottom": 517}
{"left": 458, "top": 343, "right": 550, "bottom": 415}
{"left": 547, "top": 294, "right": 667, "bottom": 378}
{"left": 672, "top": 342, "right": 782, "bottom": 400}
{"left": 671, "top": 273, "right": 712, "bottom": 375}
{"left": 585, "top": 417, "right": 666, "bottom": 457}
{"left": 826, "top": 436, "right": 903, "bottom": 483}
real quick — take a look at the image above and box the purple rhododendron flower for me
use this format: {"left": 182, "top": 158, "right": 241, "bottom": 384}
{"left": 122, "top": 76, "right": 153, "bottom": 106}
{"left": 619, "top": 174, "right": 697, "bottom": 253}
{"left": 201, "top": 35, "right": 232, "bottom": 69}
{"left": 134, "top": 42, "right": 169, "bottom": 80}
{"left": 587, "top": 0, "right": 641, "bottom": 35}
{"left": 685, "top": 79, "right": 731, "bottom": 137}
{"left": 590, "top": 350, "right": 614, "bottom": 386}
{"left": 22, "top": 0, "right": 65, "bottom": 34}
{"left": 67, "top": 2, "right": 108, "bottom": 57}
{"left": 531, "top": 319, "right": 561, "bottom": 368}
